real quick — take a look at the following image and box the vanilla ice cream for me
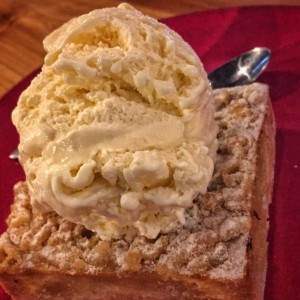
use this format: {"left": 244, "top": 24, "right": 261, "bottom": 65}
{"left": 12, "top": 3, "right": 218, "bottom": 240}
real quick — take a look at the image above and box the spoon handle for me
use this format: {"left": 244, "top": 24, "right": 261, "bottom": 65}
{"left": 9, "top": 149, "right": 19, "bottom": 160}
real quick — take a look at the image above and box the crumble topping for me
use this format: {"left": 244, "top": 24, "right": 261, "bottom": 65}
{"left": 0, "top": 83, "right": 268, "bottom": 280}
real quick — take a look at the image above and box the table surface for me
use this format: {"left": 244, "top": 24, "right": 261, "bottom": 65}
{"left": 0, "top": 0, "right": 299, "bottom": 98}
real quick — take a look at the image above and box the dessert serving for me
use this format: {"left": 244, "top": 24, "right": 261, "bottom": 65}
{"left": 0, "top": 3, "right": 275, "bottom": 299}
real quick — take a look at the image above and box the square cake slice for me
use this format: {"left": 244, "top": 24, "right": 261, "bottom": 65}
{"left": 0, "top": 83, "right": 275, "bottom": 299}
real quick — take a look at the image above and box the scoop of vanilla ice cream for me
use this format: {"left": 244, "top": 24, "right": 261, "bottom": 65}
{"left": 12, "top": 3, "right": 218, "bottom": 240}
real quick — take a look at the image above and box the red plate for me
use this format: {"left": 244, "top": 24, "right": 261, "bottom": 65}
{"left": 1, "top": 6, "right": 300, "bottom": 300}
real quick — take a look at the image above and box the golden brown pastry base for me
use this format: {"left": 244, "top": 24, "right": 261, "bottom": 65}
{"left": 0, "top": 270, "right": 259, "bottom": 300}
{"left": 0, "top": 84, "right": 275, "bottom": 299}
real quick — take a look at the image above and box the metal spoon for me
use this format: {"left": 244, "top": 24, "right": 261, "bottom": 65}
{"left": 8, "top": 47, "right": 271, "bottom": 161}
{"left": 208, "top": 47, "right": 271, "bottom": 89}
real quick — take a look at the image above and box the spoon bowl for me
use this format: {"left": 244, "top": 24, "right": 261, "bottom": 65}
{"left": 208, "top": 47, "right": 271, "bottom": 89}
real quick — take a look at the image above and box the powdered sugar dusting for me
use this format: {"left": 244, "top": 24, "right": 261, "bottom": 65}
{"left": 0, "top": 83, "right": 268, "bottom": 281}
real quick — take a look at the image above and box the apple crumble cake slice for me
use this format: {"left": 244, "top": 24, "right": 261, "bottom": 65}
{"left": 0, "top": 83, "right": 275, "bottom": 300}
